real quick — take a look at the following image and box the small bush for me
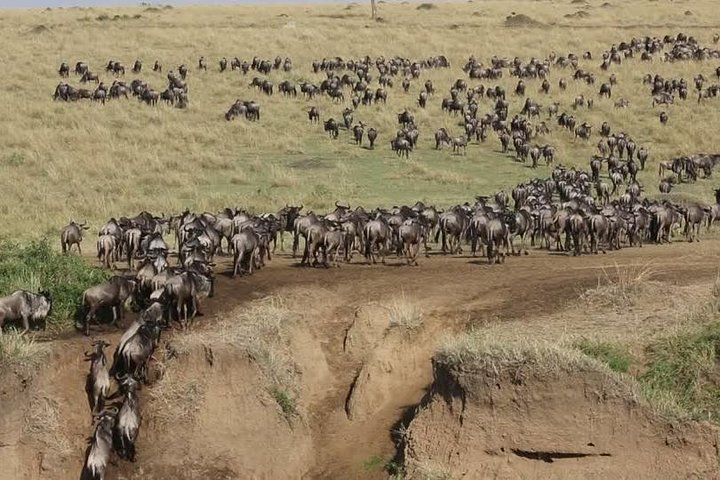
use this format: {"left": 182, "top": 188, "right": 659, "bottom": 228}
{"left": 387, "top": 295, "right": 424, "bottom": 330}
{"left": 417, "top": 3, "right": 437, "bottom": 10}
{"left": 96, "top": 14, "right": 110, "bottom": 21}
{"left": 271, "top": 387, "right": 297, "bottom": 418}
{"left": 575, "top": 339, "right": 632, "bottom": 373}
{"left": 0, "top": 239, "right": 109, "bottom": 332}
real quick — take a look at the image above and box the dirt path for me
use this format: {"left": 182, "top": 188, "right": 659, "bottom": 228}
{"left": 11, "top": 239, "right": 720, "bottom": 479}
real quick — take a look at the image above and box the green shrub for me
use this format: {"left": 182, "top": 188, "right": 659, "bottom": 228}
{"left": 0, "top": 238, "right": 109, "bottom": 332}
{"left": 575, "top": 339, "right": 633, "bottom": 373}
{"left": 640, "top": 322, "right": 720, "bottom": 421}
{"left": 271, "top": 387, "right": 297, "bottom": 418}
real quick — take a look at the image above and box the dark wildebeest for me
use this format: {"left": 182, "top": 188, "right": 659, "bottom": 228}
{"left": 324, "top": 118, "right": 340, "bottom": 139}
{"left": 353, "top": 123, "right": 364, "bottom": 145}
{"left": 164, "top": 270, "right": 214, "bottom": 328}
{"left": 308, "top": 106, "right": 320, "bottom": 123}
{"left": 81, "top": 276, "right": 137, "bottom": 336}
{"left": 434, "top": 128, "right": 451, "bottom": 149}
{"left": 84, "top": 340, "right": 111, "bottom": 414}
{"left": 367, "top": 128, "right": 378, "bottom": 149}
{"left": 153, "top": 60, "right": 162, "bottom": 73}
{"left": 58, "top": 62, "right": 70, "bottom": 77}
{"left": 110, "top": 304, "right": 162, "bottom": 382}
{"left": 363, "top": 218, "right": 391, "bottom": 264}
{"left": 61, "top": 220, "right": 89, "bottom": 254}
{"left": 0, "top": 290, "right": 52, "bottom": 334}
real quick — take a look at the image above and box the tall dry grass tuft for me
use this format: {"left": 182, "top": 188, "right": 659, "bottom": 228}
{"left": 0, "top": 331, "right": 49, "bottom": 377}
{"left": 580, "top": 262, "right": 659, "bottom": 307}
{"left": 386, "top": 294, "right": 424, "bottom": 331}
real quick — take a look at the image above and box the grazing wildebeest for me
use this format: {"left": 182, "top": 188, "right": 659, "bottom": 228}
{"left": 434, "top": 128, "right": 451, "bottom": 149}
{"left": 0, "top": 290, "right": 52, "bottom": 334}
{"left": 61, "top": 220, "right": 89, "bottom": 254}
{"left": 153, "top": 60, "right": 162, "bottom": 73}
{"left": 81, "top": 276, "right": 137, "bottom": 336}
{"left": 58, "top": 62, "right": 69, "bottom": 77}
{"left": 660, "top": 111, "right": 668, "bottom": 125}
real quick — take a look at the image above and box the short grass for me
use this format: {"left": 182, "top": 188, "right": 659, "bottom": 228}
{"left": 575, "top": 338, "right": 633, "bottom": 373}
{"left": 0, "top": 0, "right": 719, "bottom": 238}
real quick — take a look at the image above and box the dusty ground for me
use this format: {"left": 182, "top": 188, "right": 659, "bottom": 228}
{"left": 3, "top": 237, "right": 720, "bottom": 480}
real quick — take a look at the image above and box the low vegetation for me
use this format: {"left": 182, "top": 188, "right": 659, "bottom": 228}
{"left": 0, "top": 330, "right": 48, "bottom": 377}
{"left": 0, "top": 239, "right": 109, "bottom": 332}
{"left": 579, "top": 262, "right": 658, "bottom": 308}
{"left": 641, "top": 321, "right": 720, "bottom": 422}
{"left": 575, "top": 338, "right": 633, "bottom": 373}
{"left": 386, "top": 294, "right": 424, "bottom": 331}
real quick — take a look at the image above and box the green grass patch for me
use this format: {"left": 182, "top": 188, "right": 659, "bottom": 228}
{"left": 575, "top": 339, "right": 633, "bottom": 373}
{"left": 0, "top": 238, "right": 109, "bottom": 332}
{"left": 640, "top": 321, "right": 720, "bottom": 422}
{"left": 271, "top": 387, "right": 297, "bottom": 418}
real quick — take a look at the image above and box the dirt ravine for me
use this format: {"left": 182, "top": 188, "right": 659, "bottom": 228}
{"left": 3, "top": 239, "right": 720, "bottom": 480}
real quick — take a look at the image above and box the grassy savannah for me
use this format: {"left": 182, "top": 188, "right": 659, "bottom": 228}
{"left": 0, "top": 0, "right": 719, "bottom": 240}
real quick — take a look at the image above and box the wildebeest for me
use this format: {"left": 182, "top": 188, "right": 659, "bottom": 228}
{"left": 367, "top": 127, "right": 378, "bottom": 149}
{"left": 81, "top": 276, "right": 137, "bottom": 335}
{"left": 61, "top": 220, "right": 89, "bottom": 254}
{"left": 353, "top": 123, "right": 365, "bottom": 145}
{"left": 0, "top": 290, "right": 52, "bottom": 334}
{"left": 82, "top": 411, "right": 115, "bottom": 480}
{"left": 85, "top": 340, "right": 111, "bottom": 414}
{"left": 58, "top": 62, "right": 70, "bottom": 77}
{"left": 363, "top": 218, "right": 391, "bottom": 264}
{"left": 114, "top": 376, "right": 140, "bottom": 462}
{"left": 324, "top": 118, "right": 340, "bottom": 139}
{"left": 164, "top": 270, "right": 214, "bottom": 328}
{"left": 110, "top": 304, "right": 162, "bottom": 381}
{"left": 97, "top": 234, "right": 116, "bottom": 269}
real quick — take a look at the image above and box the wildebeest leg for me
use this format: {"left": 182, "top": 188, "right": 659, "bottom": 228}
{"left": 84, "top": 308, "right": 95, "bottom": 336}
{"left": 20, "top": 314, "right": 30, "bottom": 335}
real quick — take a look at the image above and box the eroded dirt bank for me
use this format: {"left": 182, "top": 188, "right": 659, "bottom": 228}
{"left": 3, "top": 240, "right": 720, "bottom": 479}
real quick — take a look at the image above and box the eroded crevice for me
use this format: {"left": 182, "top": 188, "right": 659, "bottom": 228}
{"left": 511, "top": 448, "right": 612, "bottom": 463}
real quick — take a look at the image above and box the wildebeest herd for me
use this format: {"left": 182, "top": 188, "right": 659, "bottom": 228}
{"left": 15, "top": 30, "right": 719, "bottom": 478}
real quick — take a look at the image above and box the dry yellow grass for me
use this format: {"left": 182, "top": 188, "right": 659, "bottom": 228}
{"left": 1, "top": 0, "right": 719, "bottom": 238}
